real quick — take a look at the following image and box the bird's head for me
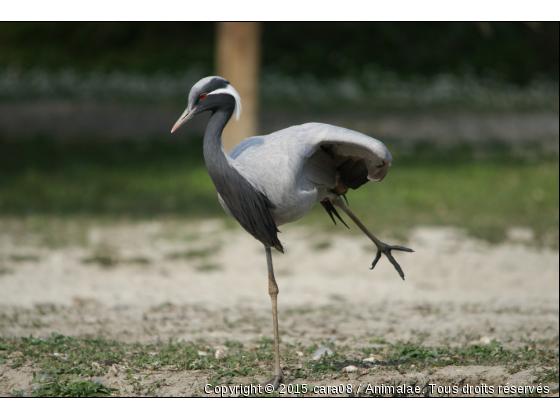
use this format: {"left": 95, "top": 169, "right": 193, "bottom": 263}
{"left": 171, "top": 76, "right": 242, "bottom": 133}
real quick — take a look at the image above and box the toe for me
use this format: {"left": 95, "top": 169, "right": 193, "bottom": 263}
{"left": 390, "top": 245, "right": 414, "bottom": 253}
{"left": 263, "top": 374, "right": 284, "bottom": 391}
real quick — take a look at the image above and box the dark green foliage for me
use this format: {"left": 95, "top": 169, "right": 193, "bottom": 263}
{"left": 0, "top": 23, "right": 557, "bottom": 84}
{"left": 0, "top": 22, "right": 214, "bottom": 75}
{"left": 30, "top": 380, "right": 117, "bottom": 397}
{"left": 264, "top": 23, "right": 559, "bottom": 84}
{"left": 391, "top": 342, "right": 442, "bottom": 360}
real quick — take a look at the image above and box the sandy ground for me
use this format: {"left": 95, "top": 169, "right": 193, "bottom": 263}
{"left": 0, "top": 220, "right": 558, "bottom": 396}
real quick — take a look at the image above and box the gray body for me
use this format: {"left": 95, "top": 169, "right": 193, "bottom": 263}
{"left": 224, "top": 122, "right": 392, "bottom": 226}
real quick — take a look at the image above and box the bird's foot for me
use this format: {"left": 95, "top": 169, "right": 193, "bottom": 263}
{"left": 370, "top": 242, "right": 414, "bottom": 280}
{"left": 263, "top": 373, "right": 284, "bottom": 392}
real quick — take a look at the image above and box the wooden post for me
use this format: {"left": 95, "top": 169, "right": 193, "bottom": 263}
{"left": 216, "top": 22, "right": 261, "bottom": 153}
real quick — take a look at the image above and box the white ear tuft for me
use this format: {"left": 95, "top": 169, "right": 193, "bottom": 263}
{"left": 208, "top": 84, "right": 242, "bottom": 121}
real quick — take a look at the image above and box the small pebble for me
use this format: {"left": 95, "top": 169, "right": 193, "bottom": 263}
{"left": 197, "top": 350, "right": 209, "bottom": 357}
{"left": 311, "top": 346, "right": 333, "bottom": 360}
{"left": 479, "top": 336, "right": 492, "bottom": 345}
{"left": 215, "top": 349, "right": 228, "bottom": 360}
{"left": 343, "top": 365, "right": 358, "bottom": 373}
{"left": 468, "top": 336, "right": 495, "bottom": 346}
{"left": 52, "top": 353, "right": 69, "bottom": 361}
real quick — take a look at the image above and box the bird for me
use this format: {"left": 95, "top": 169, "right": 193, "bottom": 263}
{"left": 171, "top": 75, "right": 413, "bottom": 389}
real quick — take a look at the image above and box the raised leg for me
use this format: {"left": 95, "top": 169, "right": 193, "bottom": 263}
{"left": 264, "top": 246, "right": 284, "bottom": 389}
{"left": 327, "top": 193, "right": 414, "bottom": 280}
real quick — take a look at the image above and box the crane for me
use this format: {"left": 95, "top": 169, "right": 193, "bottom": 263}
{"left": 171, "top": 76, "right": 413, "bottom": 389}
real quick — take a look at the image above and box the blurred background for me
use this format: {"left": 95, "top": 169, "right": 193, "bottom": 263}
{"left": 0, "top": 22, "right": 558, "bottom": 247}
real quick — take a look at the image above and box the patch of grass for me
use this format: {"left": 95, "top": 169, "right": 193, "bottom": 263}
{"left": 0, "top": 266, "right": 14, "bottom": 276}
{"left": 310, "top": 354, "right": 355, "bottom": 374}
{"left": 125, "top": 257, "right": 151, "bottom": 265}
{"left": 2, "top": 333, "right": 126, "bottom": 375}
{"left": 1, "top": 333, "right": 558, "bottom": 396}
{"left": 361, "top": 340, "right": 560, "bottom": 373}
{"left": 285, "top": 307, "right": 314, "bottom": 316}
{"left": 165, "top": 245, "right": 222, "bottom": 271}
{"left": 166, "top": 247, "right": 219, "bottom": 261}
{"left": 533, "top": 367, "right": 559, "bottom": 384}
{"left": 81, "top": 247, "right": 151, "bottom": 268}
{"left": 369, "top": 337, "right": 389, "bottom": 344}
{"left": 253, "top": 336, "right": 275, "bottom": 346}
{"left": 312, "top": 241, "right": 331, "bottom": 251}
{"left": 391, "top": 342, "right": 442, "bottom": 361}
{"left": 195, "top": 263, "right": 222, "bottom": 272}
{"left": 28, "top": 380, "right": 118, "bottom": 397}
{"left": 0, "top": 216, "right": 92, "bottom": 249}
{"left": 81, "top": 254, "right": 119, "bottom": 268}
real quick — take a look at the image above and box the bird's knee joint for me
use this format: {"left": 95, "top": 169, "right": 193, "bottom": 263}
{"left": 268, "top": 281, "right": 279, "bottom": 297}
{"left": 328, "top": 194, "right": 344, "bottom": 208}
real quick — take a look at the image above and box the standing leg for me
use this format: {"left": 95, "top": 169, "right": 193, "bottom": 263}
{"left": 264, "top": 246, "right": 284, "bottom": 389}
{"left": 327, "top": 193, "right": 414, "bottom": 280}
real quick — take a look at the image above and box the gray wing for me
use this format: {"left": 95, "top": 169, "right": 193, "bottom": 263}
{"left": 295, "top": 123, "right": 392, "bottom": 193}
{"left": 228, "top": 122, "right": 392, "bottom": 226}
{"left": 231, "top": 122, "right": 391, "bottom": 185}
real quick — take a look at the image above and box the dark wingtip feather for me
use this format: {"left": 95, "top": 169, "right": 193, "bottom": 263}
{"left": 321, "top": 201, "right": 338, "bottom": 226}
{"left": 321, "top": 199, "right": 349, "bottom": 229}
{"left": 330, "top": 204, "right": 350, "bottom": 229}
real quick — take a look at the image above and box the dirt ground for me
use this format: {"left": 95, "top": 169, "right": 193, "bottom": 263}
{"left": 0, "top": 220, "right": 558, "bottom": 397}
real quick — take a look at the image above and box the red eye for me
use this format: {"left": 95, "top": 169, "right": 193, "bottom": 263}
{"left": 199, "top": 94, "right": 207, "bottom": 100}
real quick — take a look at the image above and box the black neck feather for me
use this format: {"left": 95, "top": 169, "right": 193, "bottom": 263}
{"left": 202, "top": 108, "right": 283, "bottom": 252}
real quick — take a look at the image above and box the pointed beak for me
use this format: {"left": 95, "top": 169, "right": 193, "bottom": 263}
{"left": 171, "top": 106, "right": 195, "bottom": 133}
